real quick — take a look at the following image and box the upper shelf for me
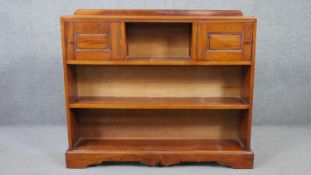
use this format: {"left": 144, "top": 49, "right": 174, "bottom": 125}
{"left": 67, "top": 58, "right": 252, "bottom": 66}
{"left": 74, "top": 9, "right": 243, "bottom": 17}
{"left": 69, "top": 96, "right": 249, "bottom": 110}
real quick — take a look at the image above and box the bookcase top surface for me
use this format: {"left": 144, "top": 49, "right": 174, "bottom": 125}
{"left": 74, "top": 9, "right": 243, "bottom": 17}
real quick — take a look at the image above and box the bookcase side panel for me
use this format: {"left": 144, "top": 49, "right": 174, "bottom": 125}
{"left": 61, "top": 19, "right": 79, "bottom": 149}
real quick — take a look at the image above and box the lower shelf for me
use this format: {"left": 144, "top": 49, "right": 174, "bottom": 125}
{"left": 74, "top": 139, "right": 244, "bottom": 151}
{"left": 66, "top": 139, "right": 253, "bottom": 169}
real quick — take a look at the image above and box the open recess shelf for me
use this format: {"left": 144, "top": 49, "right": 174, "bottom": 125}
{"left": 61, "top": 9, "right": 256, "bottom": 169}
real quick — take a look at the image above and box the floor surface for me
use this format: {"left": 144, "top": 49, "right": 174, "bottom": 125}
{"left": 0, "top": 125, "right": 310, "bottom": 175}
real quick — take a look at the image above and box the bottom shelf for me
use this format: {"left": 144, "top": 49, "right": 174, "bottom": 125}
{"left": 74, "top": 139, "right": 245, "bottom": 152}
{"left": 66, "top": 139, "right": 253, "bottom": 169}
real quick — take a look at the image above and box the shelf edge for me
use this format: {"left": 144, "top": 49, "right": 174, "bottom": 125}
{"left": 67, "top": 60, "right": 252, "bottom": 66}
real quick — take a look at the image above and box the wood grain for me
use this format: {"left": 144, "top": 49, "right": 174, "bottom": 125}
{"left": 74, "top": 9, "right": 243, "bottom": 16}
{"left": 61, "top": 9, "right": 257, "bottom": 169}
{"left": 126, "top": 23, "right": 191, "bottom": 57}
{"left": 76, "top": 109, "right": 241, "bottom": 140}
{"left": 209, "top": 34, "right": 241, "bottom": 50}
{"left": 61, "top": 19, "right": 79, "bottom": 149}
{"left": 67, "top": 59, "right": 252, "bottom": 66}
{"left": 74, "top": 139, "right": 244, "bottom": 151}
{"left": 70, "top": 97, "right": 248, "bottom": 109}
{"left": 66, "top": 149, "right": 253, "bottom": 168}
{"left": 76, "top": 33, "right": 110, "bottom": 49}
{"left": 76, "top": 66, "right": 242, "bottom": 97}
{"left": 65, "top": 21, "right": 125, "bottom": 60}
{"left": 197, "top": 22, "right": 254, "bottom": 61}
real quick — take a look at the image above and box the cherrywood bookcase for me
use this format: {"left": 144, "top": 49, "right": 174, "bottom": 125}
{"left": 61, "top": 9, "right": 257, "bottom": 169}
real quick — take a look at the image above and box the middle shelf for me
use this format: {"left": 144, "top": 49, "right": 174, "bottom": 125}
{"left": 69, "top": 96, "right": 248, "bottom": 109}
{"left": 67, "top": 65, "right": 251, "bottom": 110}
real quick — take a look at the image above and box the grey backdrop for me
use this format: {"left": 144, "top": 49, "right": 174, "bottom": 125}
{"left": 1, "top": 0, "right": 310, "bottom": 125}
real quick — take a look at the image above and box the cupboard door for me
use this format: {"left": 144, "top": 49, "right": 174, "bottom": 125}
{"left": 66, "top": 21, "right": 125, "bottom": 60}
{"left": 197, "top": 22, "right": 254, "bottom": 61}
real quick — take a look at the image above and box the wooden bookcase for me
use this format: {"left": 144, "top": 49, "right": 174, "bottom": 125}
{"left": 61, "top": 10, "right": 256, "bottom": 169}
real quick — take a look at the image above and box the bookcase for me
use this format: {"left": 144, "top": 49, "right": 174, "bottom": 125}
{"left": 61, "top": 10, "right": 256, "bottom": 169}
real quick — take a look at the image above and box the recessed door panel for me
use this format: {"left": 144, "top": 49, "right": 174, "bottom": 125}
{"left": 66, "top": 21, "right": 125, "bottom": 60}
{"left": 198, "top": 22, "right": 254, "bottom": 61}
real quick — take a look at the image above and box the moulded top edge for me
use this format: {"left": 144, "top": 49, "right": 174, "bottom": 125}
{"left": 73, "top": 9, "right": 243, "bottom": 17}
{"left": 60, "top": 15, "right": 256, "bottom": 22}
